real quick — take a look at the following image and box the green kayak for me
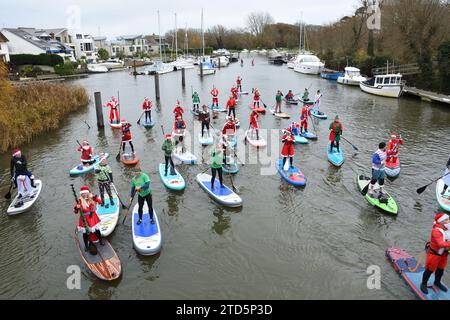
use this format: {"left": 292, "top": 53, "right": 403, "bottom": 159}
{"left": 356, "top": 175, "right": 398, "bottom": 214}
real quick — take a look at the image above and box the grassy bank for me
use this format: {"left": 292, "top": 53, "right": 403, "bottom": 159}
{"left": 0, "top": 63, "right": 89, "bottom": 153}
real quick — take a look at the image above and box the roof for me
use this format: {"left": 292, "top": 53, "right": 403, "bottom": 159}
{"left": 345, "top": 67, "right": 360, "bottom": 72}
{"left": 117, "top": 35, "right": 143, "bottom": 41}
{"left": 93, "top": 36, "right": 107, "bottom": 41}
{"left": 0, "top": 32, "right": 8, "bottom": 42}
{"left": 3, "top": 28, "right": 72, "bottom": 54}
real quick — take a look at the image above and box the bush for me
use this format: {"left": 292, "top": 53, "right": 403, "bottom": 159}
{"left": 54, "top": 62, "right": 75, "bottom": 76}
{"left": 10, "top": 54, "right": 64, "bottom": 67}
{"left": 21, "top": 66, "right": 43, "bottom": 78}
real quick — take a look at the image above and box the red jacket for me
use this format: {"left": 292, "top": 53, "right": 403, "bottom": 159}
{"left": 211, "top": 88, "right": 219, "bottom": 97}
{"left": 142, "top": 100, "right": 152, "bottom": 111}
{"left": 253, "top": 91, "right": 260, "bottom": 101}
{"left": 78, "top": 145, "right": 93, "bottom": 161}
{"left": 173, "top": 106, "right": 184, "bottom": 118}
{"left": 226, "top": 98, "right": 236, "bottom": 109}
{"left": 222, "top": 122, "right": 236, "bottom": 135}
{"left": 250, "top": 112, "right": 259, "bottom": 128}
{"left": 388, "top": 138, "right": 403, "bottom": 154}
{"left": 301, "top": 106, "right": 310, "bottom": 119}
{"left": 429, "top": 224, "right": 450, "bottom": 256}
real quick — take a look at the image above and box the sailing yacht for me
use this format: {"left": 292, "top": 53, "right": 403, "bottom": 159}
{"left": 170, "top": 14, "right": 195, "bottom": 71}
{"left": 292, "top": 18, "right": 324, "bottom": 75}
{"left": 148, "top": 10, "right": 173, "bottom": 75}
{"left": 198, "top": 9, "right": 216, "bottom": 76}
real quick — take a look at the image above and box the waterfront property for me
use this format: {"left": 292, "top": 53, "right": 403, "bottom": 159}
{"left": 0, "top": 32, "right": 10, "bottom": 63}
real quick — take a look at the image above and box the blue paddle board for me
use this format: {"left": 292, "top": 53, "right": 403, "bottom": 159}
{"left": 327, "top": 142, "right": 345, "bottom": 167}
{"left": 196, "top": 173, "right": 242, "bottom": 207}
{"left": 159, "top": 163, "right": 185, "bottom": 191}
{"left": 69, "top": 153, "right": 109, "bottom": 176}
{"left": 277, "top": 159, "right": 306, "bottom": 187}
{"left": 132, "top": 204, "right": 162, "bottom": 256}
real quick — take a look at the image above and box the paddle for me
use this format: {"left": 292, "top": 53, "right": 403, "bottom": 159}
{"left": 84, "top": 120, "right": 91, "bottom": 130}
{"left": 107, "top": 178, "right": 128, "bottom": 209}
{"left": 341, "top": 136, "right": 359, "bottom": 152}
{"left": 70, "top": 184, "right": 91, "bottom": 237}
{"left": 122, "top": 194, "right": 135, "bottom": 224}
{"left": 4, "top": 181, "right": 13, "bottom": 200}
{"left": 417, "top": 172, "right": 450, "bottom": 195}
{"left": 115, "top": 141, "right": 122, "bottom": 162}
{"left": 137, "top": 111, "right": 145, "bottom": 125}
{"left": 360, "top": 180, "right": 372, "bottom": 197}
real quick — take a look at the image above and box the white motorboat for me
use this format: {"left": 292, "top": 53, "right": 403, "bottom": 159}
{"left": 171, "top": 58, "right": 195, "bottom": 70}
{"left": 293, "top": 54, "right": 325, "bottom": 75}
{"left": 359, "top": 73, "right": 404, "bottom": 98}
{"left": 198, "top": 60, "right": 216, "bottom": 75}
{"left": 99, "top": 59, "right": 124, "bottom": 70}
{"left": 143, "top": 60, "right": 173, "bottom": 75}
{"left": 87, "top": 64, "right": 109, "bottom": 73}
{"left": 211, "top": 56, "right": 230, "bottom": 67}
{"left": 337, "top": 67, "right": 367, "bottom": 86}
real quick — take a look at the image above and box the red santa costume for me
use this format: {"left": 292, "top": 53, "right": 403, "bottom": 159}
{"left": 222, "top": 117, "right": 236, "bottom": 136}
{"left": 105, "top": 97, "right": 120, "bottom": 124}
{"left": 253, "top": 89, "right": 260, "bottom": 107}
{"left": 281, "top": 128, "right": 295, "bottom": 158}
{"left": 121, "top": 121, "right": 132, "bottom": 143}
{"left": 173, "top": 101, "right": 184, "bottom": 119}
{"left": 387, "top": 133, "right": 403, "bottom": 163}
{"left": 236, "top": 77, "right": 242, "bottom": 91}
{"left": 142, "top": 98, "right": 152, "bottom": 111}
{"left": 211, "top": 87, "right": 219, "bottom": 106}
{"left": 231, "top": 86, "right": 239, "bottom": 100}
{"left": 300, "top": 105, "right": 311, "bottom": 132}
{"left": 74, "top": 186, "right": 103, "bottom": 242}
{"left": 77, "top": 140, "right": 94, "bottom": 164}
{"left": 173, "top": 117, "right": 186, "bottom": 131}
{"left": 250, "top": 110, "right": 259, "bottom": 129}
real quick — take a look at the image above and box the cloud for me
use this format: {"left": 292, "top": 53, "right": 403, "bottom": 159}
{"left": 1, "top": 0, "right": 359, "bottom": 39}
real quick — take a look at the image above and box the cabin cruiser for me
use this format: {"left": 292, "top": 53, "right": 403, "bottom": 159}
{"left": 87, "top": 64, "right": 109, "bottom": 73}
{"left": 198, "top": 57, "right": 216, "bottom": 75}
{"left": 98, "top": 59, "right": 124, "bottom": 70}
{"left": 268, "top": 50, "right": 284, "bottom": 65}
{"left": 211, "top": 56, "right": 230, "bottom": 67}
{"left": 171, "top": 57, "right": 195, "bottom": 71}
{"left": 293, "top": 54, "right": 325, "bottom": 75}
{"left": 143, "top": 61, "right": 173, "bottom": 75}
{"left": 359, "top": 73, "right": 404, "bottom": 98}
{"left": 337, "top": 67, "right": 367, "bottom": 86}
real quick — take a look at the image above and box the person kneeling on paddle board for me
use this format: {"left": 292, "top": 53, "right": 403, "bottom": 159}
{"left": 329, "top": 116, "right": 343, "bottom": 153}
{"left": 253, "top": 88, "right": 261, "bottom": 108}
{"left": 77, "top": 140, "right": 94, "bottom": 166}
{"left": 142, "top": 98, "right": 152, "bottom": 123}
{"left": 302, "top": 88, "right": 310, "bottom": 102}
{"left": 192, "top": 92, "right": 200, "bottom": 112}
{"left": 300, "top": 104, "right": 311, "bottom": 133}
{"left": 173, "top": 100, "right": 184, "bottom": 120}
{"left": 223, "top": 116, "right": 237, "bottom": 137}
{"left": 210, "top": 141, "right": 225, "bottom": 190}
{"left": 285, "top": 90, "right": 294, "bottom": 102}
{"left": 74, "top": 186, "right": 104, "bottom": 251}
{"left": 281, "top": 128, "right": 295, "bottom": 170}
{"left": 130, "top": 168, "right": 154, "bottom": 225}
{"left": 250, "top": 109, "right": 260, "bottom": 140}
{"left": 420, "top": 213, "right": 450, "bottom": 294}
{"left": 369, "top": 142, "right": 387, "bottom": 197}
{"left": 441, "top": 158, "right": 450, "bottom": 196}
{"left": 226, "top": 95, "right": 237, "bottom": 119}
{"left": 199, "top": 105, "right": 211, "bottom": 138}
{"left": 275, "top": 90, "right": 283, "bottom": 113}
{"left": 211, "top": 86, "right": 219, "bottom": 108}
{"left": 94, "top": 156, "right": 115, "bottom": 208}
{"left": 121, "top": 120, "right": 135, "bottom": 155}
{"left": 386, "top": 132, "right": 403, "bottom": 164}
{"left": 162, "top": 134, "right": 176, "bottom": 176}
{"left": 10, "top": 149, "right": 36, "bottom": 192}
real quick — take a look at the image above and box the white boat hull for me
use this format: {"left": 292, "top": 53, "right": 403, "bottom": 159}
{"left": 198, "top": 68, "right": 215, "bottom": 75}
{"left": 337, "top": 77, "right": 364, "bottom": 86}
{"left": 294, "top": 63, "right": 324, "bottom": 75}
{"left": 359, "top": 82, "right": 403, "bottom": 98}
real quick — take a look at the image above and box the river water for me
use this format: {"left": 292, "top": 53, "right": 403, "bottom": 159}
{"left": 0, "top": 56, "right": 449, "bottom": 300}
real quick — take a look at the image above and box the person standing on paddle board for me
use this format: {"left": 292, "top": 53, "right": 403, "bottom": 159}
{"left": 231, "top": 85, "right": 239, "bottom": 100}
{"left": 275, "top": 90, "right": 283, "bottom": 113}
{"left": 210, "top": 141, "right": 225, "bottom": 190}
{"left": 130, "top": 168, "right": 154, "bottom": 225}
{"left": 253, "top": 88, "right": 261, "bottom": 108}
{"left": 236, "top": 76, "right": 243, "bottom": 92}
{"left": 222, "top": 116, "right": 236, "bottom": 150}
{"left": 174, "top": 116, "right": 187, "bottom": 152}
{"left": 313, "top": 90, "right": 322, "bottom": 111}
{"left": 77, "top": 140, "right": 94, "bottom": 165}
{"left": 281, "top": 128, "right": 295, "bottom": 170}
{"left": 161, "top": 134, "right": 176, "bottom": 176}
{"left": 142, "top": 98, "right": 152, "bottom": 123}
{"left": 250, "top": 109, "right": 260, "bottom": 140}
{"left": 210, "top": 86, "right": 219, "bottom": 108}
{"left": 105, "top": 97, "right": 120, "bottom": 124}
{"left": 10, "top": 149, "right": 36, "bottom": 191}
{"left": 226, "top": 95, "right": 237, "bottom": 119}
{"left": 94, "top": 156, "right": 115, "bottom": 208}
{"left": 386, "top": 132, "right": 403, "bottom": 164}
{"left": 120, "top": 120, "right": 135, "bottom": 155}
{"left": 199, "top": 105, "right": 211, "bottom": 138}
{"left": 192, "top": 91, "right": 200, "bottom": 112}
{"left": 368, "top": 142, "right": 387, "bottom": 197}
{"left": 74, "top": 186, "right": 104, "bottom": 250}
{"left": 300, "top": 104, "right": 311, "bottom": 133}
{"left": 329, "top": 116, "right": 343, "bottom": 153}
{"left": 440, "top": 158, "right": 450, "bottom": 196}
{"left": 420, "top": 213, "right": 450, "bottom": 294}
{"left": 173, "top": 100, "right": 184, "bottom": 120}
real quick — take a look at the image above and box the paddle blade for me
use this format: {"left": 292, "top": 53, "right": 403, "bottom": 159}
{"left": 137, "top": 119, "right": 141, "bottom": 125}
{"left": 361, "top": 183, "right": 370, "bottom": 196}
{"left": 4, "top": 191, "right": 11, "bottom": 200}
{"left": 416, "top": 185, "right": 428, "bottom": 194}
{"left": 116, "top": 153, "right": 121, "bottom": 162}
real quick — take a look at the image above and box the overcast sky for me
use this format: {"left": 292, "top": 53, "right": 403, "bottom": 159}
{"left": 1, "top": 0, "right": 360, "bottom": 39}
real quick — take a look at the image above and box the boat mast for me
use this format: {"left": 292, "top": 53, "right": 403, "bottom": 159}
{"left": 175, "top": 13, "right": 178, "bottom": 61}
{"left": 158, "top": 10, "right": 162, "bottom": 62}
{"left": 185, "top": 23, "right": 188, "bottom": 57}
{"left": 299, "top": 12, "right": 303, "bottom": 53}
{"left": 201, "top": 8, "right": 205, "bottom": 57}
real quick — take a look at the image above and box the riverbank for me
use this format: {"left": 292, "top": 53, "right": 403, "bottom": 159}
{"left": 0, "top": 66, "right": 89, "bottom": 152}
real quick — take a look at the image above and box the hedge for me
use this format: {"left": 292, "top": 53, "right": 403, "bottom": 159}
{"left": 10, "top": 54, "right": 64, "bottom": 67}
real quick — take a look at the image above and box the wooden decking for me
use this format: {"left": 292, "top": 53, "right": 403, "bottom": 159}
{"left": 403, "top": 86, "right": 450, "bottom": 105}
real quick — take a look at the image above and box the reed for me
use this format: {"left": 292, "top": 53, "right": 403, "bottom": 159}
{"left": 0, "top": 63, "right": 89, "bottom": 153}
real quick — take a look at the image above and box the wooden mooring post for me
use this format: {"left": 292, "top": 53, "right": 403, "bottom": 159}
{"left": 155, "top": 73, "right": 160, "bottom": 100}
{"left": 94, "top": 92, "right": 105, "bottom": 129}
{"left": 181, "top": 67, "right": 186, "bottom": 88}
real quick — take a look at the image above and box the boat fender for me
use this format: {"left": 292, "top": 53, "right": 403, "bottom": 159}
{"left": 77, "top": 165, "right": 84, "bottom": 170}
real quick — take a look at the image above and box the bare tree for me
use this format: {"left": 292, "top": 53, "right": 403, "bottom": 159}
{"left": 246, "top": 12, "right": 275, "bottom": 47}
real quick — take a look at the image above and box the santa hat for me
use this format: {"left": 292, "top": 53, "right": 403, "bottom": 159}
{"left": 391, "top": 132, "right": 398, "bottom": 138}
{"left": 121, "top": 119, "right": 127, "bottom": 124}
{"left": 80, "top": 186, "right": 91, "bottom": 194}
{"left": 228, "top": 116, "right": 233, "bottom": 121}
{"left": 165, "top": 134, "right": 172, "bottom": 139}
{"left": 177, "top": 100, "right": 181, "bottom": 105}
{"left": 12, "top": 149, "right": 21, "bottom": 157}
{"left": 435, "top": 213, "right": 449, "bottom": 224}
{"left": 285, "top": 127, "right": 292, "bottom": 133}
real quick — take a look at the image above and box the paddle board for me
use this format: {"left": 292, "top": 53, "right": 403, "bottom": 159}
{"left": 223, "top": 155, "right": 239, "bottom": 174}
{"left": 356, "top": 175, "right": 398, "bottom": 214}
{"left": 121, "top": 152, "right": 139, "bottom": 166}
{"left": 311, "top": 109, "right": 328, "bottom": 119}
{"left": 294, "top": 134, "right": 308, "bottom": 144}
{"left": 386, "top": 247, "right": 450, "bottom": 300}
{"left": 159, "top": 163, "right": 186, "bottom": 191}
{"left": 97, "top": 193, "right": 120, "bottom": 237}
{"left": 196, "top": 173, "right": 243, "bottom": 207}
{"left": 385, "top": 158, "right": 401, "bottom": 178}
{"left": 249, "top": 105, "right": 266, "bottom": 114}
{"left": 110, "top": 121, "right": 122, "bottom": 129}
{"left": 208, "top": 104, "right": 226, "bottom": 112}
{"left": 173, "top": 145, "right": 198, "bottom": 165}
{"left": 277, "top": 159, "right": 306, "bottom": 187}
{"left": 283, "top": 98, "right": 299, "bottom": 105}
{"left": 69, "top": 154, "right": 109, "bottom": 176}
{"left": 245, "top": 129, "right": 267, "bottom": 148}
{"left": 436, "top": 179, "right": 450, "bottom": 212}
{"left": 142, "top": 118, "right": 155, "bottom": 128}
{"left": 74, "top": 230, "right": 121, "bottom": 281}
{"left": 199, "top": 133, "right": 214, "bottom": 146}
{"left": 298, "top": 98, "right": 315, "bottom": 105}
{"left": 327, "top": 143, "right": 345, "bottom": 167}
{"left": 270, "top": 109, "right": 291, "bottom": 119}
{"left": 132, "top": 204, "right": 162, "bottom": 256}
{"left": 300, "top": 131, "right": 318, "bottom": 140}
{"left": 7, "top": 179, "right": 43, "bottom": 215}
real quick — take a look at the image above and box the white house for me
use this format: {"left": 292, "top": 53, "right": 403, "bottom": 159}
{"left": 72, "top": 32, "right": 96, "bottom": 61}
{"left": 111, "top": 35, "right": 149, "bottom": 57}
{"left": 0, "top": 32, "right": 10, "bottom": 63}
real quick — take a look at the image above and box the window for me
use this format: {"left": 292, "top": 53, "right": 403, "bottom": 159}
{"left": 384, "top": 77, "right": 390, "bottom": 84}
{"left": 129, "top": 47, "right": 134, "bottom": 52}
{"left": 76, "top": 34, "right": 82, "bottom": 39}
{"left": 376, "top": 77, "right": 382, "bottom": 84}
{"left": 80, "top": 43, "right": 84, "bottom": 52}
{"left": 84, "top": 43, "right": 92, "bottom": 52}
